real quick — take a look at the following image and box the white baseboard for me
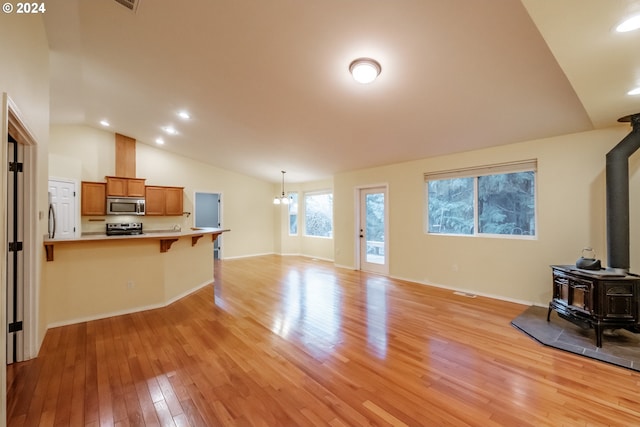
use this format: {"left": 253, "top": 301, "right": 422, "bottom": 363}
{"left": 389, "top": 274, "right": 537, "bottom": 307}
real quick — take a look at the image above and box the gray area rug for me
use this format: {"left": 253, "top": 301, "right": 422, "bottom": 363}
{"left": 511, "top": 305, "right": 640, "bottom": 371}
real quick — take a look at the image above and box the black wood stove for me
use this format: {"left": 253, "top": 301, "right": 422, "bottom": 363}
{"left": 548, "top": 113, "right": 640, "bottom": 347}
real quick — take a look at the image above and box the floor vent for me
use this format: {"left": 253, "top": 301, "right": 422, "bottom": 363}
{"left": 113, "top": 0, "right": 140, "bottom": 13}
{"left": 453, "top": 291, "right": 477, "bottom": 298}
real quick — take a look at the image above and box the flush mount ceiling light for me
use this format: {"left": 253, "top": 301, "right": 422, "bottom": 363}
{"left": 155, "top": 137, "right": 165, "bottom": 145}
{"left": 349, "top": 58, "right": 381, "bottom": 84}
{"left": 273, "top": 170, "right": 291, "bottom": 205}
{"left": 627, "top": 87, "right": 640, "bottom": 96}
{"left": 177, "top": 111, "right": 191, "bottom": 120}
{"left": 100, "top": 120, "right": 110, "bottom": 127}
{"left": 616, "top": 14, "right": 640, "bottom": 32}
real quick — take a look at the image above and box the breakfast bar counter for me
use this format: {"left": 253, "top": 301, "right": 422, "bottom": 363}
{"left": 44, "top": 227, "right": 229, "bottom": 261}
{"left": 41, "top": 227, "right": 230, "bottom": 328}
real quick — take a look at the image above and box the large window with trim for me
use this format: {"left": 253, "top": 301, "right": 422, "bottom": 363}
{"left": 425, "top": 160, "right": 537, "bottom": 237}
{"left": 304, "top": 191, "right": 333, "bottom": 238}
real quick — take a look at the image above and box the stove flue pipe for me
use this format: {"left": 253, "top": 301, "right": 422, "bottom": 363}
{"left": 606, "top": 113, "right": 640, "bottom": 272}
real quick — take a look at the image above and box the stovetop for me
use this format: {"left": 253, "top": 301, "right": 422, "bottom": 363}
{"left": 106, "top": 222, "right": 143, "bottom": 236}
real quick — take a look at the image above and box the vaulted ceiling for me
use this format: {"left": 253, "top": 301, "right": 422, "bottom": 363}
{"left": 43, "top": 0, "right": 640, "bottom": 183}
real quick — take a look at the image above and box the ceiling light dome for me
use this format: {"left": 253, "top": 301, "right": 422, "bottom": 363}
{"left": 349, "top": 58, "right": 381, "bottom": 84}
{"left": 616, "top": 15, "right": 640, "bottom": 32}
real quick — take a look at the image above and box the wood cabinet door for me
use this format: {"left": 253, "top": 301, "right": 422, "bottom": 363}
{"left": 165, "top": 187, "right": 184, "bottom": 216}
{"left": 107, "top": 177, "right": 146, "bottom": 197}
{"left": 145, "top": 186, "right": 166, "bottom": 215}
{"left": 106, "top": 177, "right": 127, "bottom": 197}
{"left": 81, "top": 181, "right": 106, "bottom": 216}
{"left": 127, "top": 179, "right": 146, "bottom": 197}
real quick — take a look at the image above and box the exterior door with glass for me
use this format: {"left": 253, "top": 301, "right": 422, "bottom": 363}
{"left": 359, "top": 187, "right": 388, "bottom": 274}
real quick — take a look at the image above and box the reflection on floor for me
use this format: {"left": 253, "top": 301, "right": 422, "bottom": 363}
{"left": 512, "top": 305, "right": 640, "bottom": 372}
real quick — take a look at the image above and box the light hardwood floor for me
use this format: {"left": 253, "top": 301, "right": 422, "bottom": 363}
{"left": 7, "top": 255, "right": 640, "bottom": 426}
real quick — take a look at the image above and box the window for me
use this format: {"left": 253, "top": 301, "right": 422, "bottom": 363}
{"left": 304, "top": 191, "right": 333, "bottom": 237}
{"left": 425, "top": 160, "right": 536, "bottom": 237}
{"left": 288, "top": 192, "right": 298, "bottom": 235}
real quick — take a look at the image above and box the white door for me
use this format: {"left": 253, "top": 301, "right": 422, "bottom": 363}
{"left": 359, "top": 187, "right": 388, "bottom": 274}
{"left": 48, "top": 179, "right": 77, "bottom": 239}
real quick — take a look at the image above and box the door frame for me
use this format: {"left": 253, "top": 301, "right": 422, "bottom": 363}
{"left": 0, "top": 93, "right": 38, "bottom": 365}
{"left": 355, "top": 184, "right": 389, "bottom": 274}
{"left": 2, "top": 93, "right": 39, "bottom": 420}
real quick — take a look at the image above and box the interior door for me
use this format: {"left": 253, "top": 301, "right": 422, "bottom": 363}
{"left": 195, "top": 192, "right": 222, "bottom": 259}
{"left": 48, "top": 179, "right": 77, "bottom": 239}
{"left": 359, "top": 187, "right": 388, "bottom": 274}
{"left": 7, "top": 135, "right": 23, "bottom": 364}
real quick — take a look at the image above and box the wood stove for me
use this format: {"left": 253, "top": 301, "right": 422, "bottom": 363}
{"left": 548, "top": 113, "right": 640, "bottom": 347}
{"left": 548, "top": 266, "right": 640, "bottom": 347}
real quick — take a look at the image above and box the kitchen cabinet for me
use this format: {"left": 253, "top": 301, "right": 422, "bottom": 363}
{"left": 106, "top": 176, "right": 146, "bottom": 197}
{"left": 145, "top": 185, "right": 184, "bottom": 216}
{"left": 81, "top": 181, "right": 106, "bottom": 216}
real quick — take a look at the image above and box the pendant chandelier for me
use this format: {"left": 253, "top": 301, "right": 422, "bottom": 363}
{"left": 273, "top": 170, "right": 290, "bottom": 205}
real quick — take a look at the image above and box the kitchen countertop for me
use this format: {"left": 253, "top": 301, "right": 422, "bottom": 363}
{"left": 43, "top": 227, "right": 230, "bottom": 261}
{"left": 44, "top": 227, "right": 229, "bottom": 243}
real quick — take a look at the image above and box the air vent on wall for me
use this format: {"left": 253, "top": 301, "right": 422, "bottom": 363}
{"left": 113, "top": 0, "right": 140, "bottom": 13}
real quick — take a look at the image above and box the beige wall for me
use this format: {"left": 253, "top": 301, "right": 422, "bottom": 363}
{"left": 42, "top": 235, "right": 213, "bottom": 326}
{"left": 335, "top": 126, "right": 638, "bottom": 305}
{"left": 277, "top": 179, "right": 335, "bottom": 261}
{"left": 49, "top": 124, "right": 276, "bottom": 258}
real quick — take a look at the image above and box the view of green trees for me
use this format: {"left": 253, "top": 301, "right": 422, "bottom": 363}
{"left": 288, "top": 193, "right": 298, "bottom": 234}
{"left": 366, "top": 193, "right": 385, "bottom": 245}
{"left": 305, "top": 193, "right": 333, "bottom": 237}
{"left": 428, "top": 171, "right": 535, "bottom": 236}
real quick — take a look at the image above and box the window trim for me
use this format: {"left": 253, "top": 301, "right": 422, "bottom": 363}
{"left": 424, "top": 159, "right": 537, "bottom": 239}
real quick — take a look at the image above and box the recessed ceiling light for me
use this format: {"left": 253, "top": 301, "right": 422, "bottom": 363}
{"left": 616, "top": 15, "right": 640, "bottom": 32}
{"left": 627, "top": 87, "right": 640, "bottom": 96}
{"left": 100, "top": 120, "right": 110, "bottom": 127}
{"left": 349, "top": 58, "right": 382, "bottom": 84}
{"left": 178, "top": 111, "right": 191, "bottom": 120}
{"left": 155, "top": 137, "right": 165, "bottom": 145}
{"left": 162, "top": 126, "right": 178, "bottom": 135}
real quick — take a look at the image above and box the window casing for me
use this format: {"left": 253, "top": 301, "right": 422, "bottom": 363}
{"left": 304, "top": 191, "right": 333, "bottom": 238}
{"left": 425, "top": 160, "right": 537, "bottom": 238}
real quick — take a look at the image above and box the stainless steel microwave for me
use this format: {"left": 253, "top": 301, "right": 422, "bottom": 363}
{"left": 106, "top": 197, "right": 145, "bottom": 215}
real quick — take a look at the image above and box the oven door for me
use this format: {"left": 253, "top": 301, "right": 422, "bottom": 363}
{"left": 569, "top": 277, "right": 593, "bottom": 314}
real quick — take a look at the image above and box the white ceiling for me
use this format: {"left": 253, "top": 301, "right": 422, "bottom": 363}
{"left": 42, "top": 0, "right": 640, "bottom": 183}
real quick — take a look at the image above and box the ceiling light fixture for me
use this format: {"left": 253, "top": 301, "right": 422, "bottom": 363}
{"left": 162, "top": 126, "right": 178, "bottom": 135}
{"left": 616, "top": 15, "right": 640, "bottom": 32}
{"left": 100, "top": 120, "right": 110, "bottom": 127}
{"left": 155, "top": 137, "right": 165, "bottom": 145}
{"left": 627, "top": 87, "right": 640, "bottom": 96}
{"left": 178, "top": 111, "right": 191, "bottom": 119}
{"left": 273, "top": 170, "right": 291, "bottom": 205}
{"left": 349, "top": 58, "right": 381, "bottom": 84}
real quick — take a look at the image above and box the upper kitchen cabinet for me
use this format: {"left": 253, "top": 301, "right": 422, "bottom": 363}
{"left": 145, "top": 186, "right": 184, "bottom": 216}
{"left": 106, "top": 176, "right": 146, "bottom": 197}
{"left": 81, "top": 181, "right": 106, "bottom": 216}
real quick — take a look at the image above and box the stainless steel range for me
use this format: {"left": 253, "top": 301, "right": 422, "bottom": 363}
{"left": 106, "top": 222, "right": 143, "bottom": 236}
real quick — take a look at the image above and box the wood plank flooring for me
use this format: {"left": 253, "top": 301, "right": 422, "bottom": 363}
{"left": 7, "top": 255, "right": 640, "bottom": 426}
